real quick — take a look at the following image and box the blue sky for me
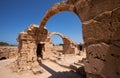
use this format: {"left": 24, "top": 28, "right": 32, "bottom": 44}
{"left": 0, "top": 0, "right": 83, "bottom": 45}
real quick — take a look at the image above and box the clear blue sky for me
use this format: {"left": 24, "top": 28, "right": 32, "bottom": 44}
{"left": 0, "top": 0, "right": 83, "bottom": 45}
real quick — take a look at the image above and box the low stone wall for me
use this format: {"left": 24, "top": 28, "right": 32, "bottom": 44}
{"left": 0, "top": 46, "right": 18, "bottom": 59}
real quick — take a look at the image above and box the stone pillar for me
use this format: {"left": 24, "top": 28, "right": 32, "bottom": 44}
{"left": 62, "top": 37, "right": 79, "bottom": 54}
{"left": 41, "top": 42, "right": 53, "bottom": 59}
{"left": 17, "top": 40, "right": 38, "bottom": 71}
{"left": 83, "top": 8, "right": 120, "bottom": 78}
{"left": 14, "top": 30, "right": 42, "bottom": 73}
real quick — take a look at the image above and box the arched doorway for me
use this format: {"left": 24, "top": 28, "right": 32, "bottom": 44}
{"left": 46, "top": 12, "right": 83, "bottom": 44}
{"left": 16, "top": 1, "right": 120, "bottom": 77}
{"left": 36, "top": 44, "right": 44, "bottom": 58}
{"left": 49, "top": 32, "right": 64, "bottom": 46}
{"left": 43, "top": 11, "right": 84, "bottom": 55}
{"left": 51, "top": 34, "right": 64, "bottom": 53}
{"left": 48, "top": 32, "right": 80, "bottom": 54}
{"left": 36, "top": 1, "right": 84, "bottom": 59}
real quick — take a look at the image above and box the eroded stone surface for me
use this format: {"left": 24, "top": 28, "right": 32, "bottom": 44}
{"left": 83, "top": 7, "right": 120, "bottom": 78}
{"left": 16, "top": 0, "right": 120, "bottom": 78}
{"left": 0, "top": 46, "right": 18, "bottom": 59}
{"left": 16, "top": 24, "right": 81, "bottom": 72}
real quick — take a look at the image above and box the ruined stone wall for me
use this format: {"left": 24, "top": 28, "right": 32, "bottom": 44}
{"left": 41, "top": 42, "right": 53, "bottom": 59}
{"left": 37, "top": 27, "right": 50, "bottom": 42}
{"left": 62, "top": 36, "right": 79, "bottom": 54}
{"left": 70, "top": 0, "right": 120, "bottom": 78}
{"left": 40, "top": 32, "right": 80, "bottom": 59}
{"left": 38, "top": 0, "right": 120, "bottom": 77}
{"left": 0, "top": 46, "right": 18, "bottom": 59}
{"left": 68, "top": 0, "right": 120, "bottom": 78}
{"left": 16, "top": 25, "right": 39, "bottom": 71}
{"left": 48, "top": 32, "right": 80, "bottom": 54}
{"left": 51, "top": 45, "right": 63, "bottom": 52}
{"left": 16, "top": 40, "right": 38, "bottom": 70}
{"left": 16, "top": 0, "right": 120, "bottom": 77}
{"left": 83, "top": 7, "right": 120, "bottom": 78}
{"left": 16, "top": 26, "right": 81, "bottom": 72}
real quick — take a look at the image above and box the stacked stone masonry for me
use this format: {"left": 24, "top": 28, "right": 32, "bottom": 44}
{"left": 16, "top": 0, "right": 120, "bottom": 78}
{"left": 16, "top": 24, "right": 80, "bottom": 71}
{"left": 0, "top": 46, "right": 18, "bottom": 59}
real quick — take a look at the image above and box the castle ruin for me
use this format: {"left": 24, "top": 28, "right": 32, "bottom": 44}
{"left": 16, "top": 0, "right": 120, "bottom": 78}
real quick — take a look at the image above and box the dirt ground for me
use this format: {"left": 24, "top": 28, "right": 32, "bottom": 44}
{"left": 0, "top": 58, "right": 83, "bottom": 78}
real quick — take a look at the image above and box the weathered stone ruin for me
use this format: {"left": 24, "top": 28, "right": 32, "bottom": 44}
{"left": 16, "top": 24, "right": 80, "bottom": 72}
{"left": 48, "top": 32, "right": 80, "bottom": 54}
{"left": 0, "top": 46, "right": 18, "bottom": 60}
{"left": 16, "top": 0, "right": 120, "bottom": 78}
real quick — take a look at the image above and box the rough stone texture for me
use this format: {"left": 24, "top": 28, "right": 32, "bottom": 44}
{"left": 0, "top": 46, "right": 18, "bottom": 59}
{"left": 74, "top": 0, "right": 120, "bottom": 21}
{"left": 16, "top": 0, "right": 120, "bottom": 77}
{"left": 39, "top": 0, "right": 120, "bottom": 30}
{"left": 39, "top": 2, "right": 75, "bottom": 30}
{"left": 62, "top": 36, "right": 79, "bottom": 54}
{"left": 85, "top": 42, "right": 120, "bottom": 78}
{"left": 16, "top": 25, "right": 40, "bottom": 71}
{"left": 16, "top": 24, "right": 80, "bottom": 71}
{"left": 83, "top": 7, "right": 120, "bottom": 78}
{"left": 39, "top": 0, "right": 120, "bottom": 77}
{"left": 48, "top": 32, "right": 80, "bottom": 54}
{"left": 83, "top": 8, "right": 120, "bottom": 44}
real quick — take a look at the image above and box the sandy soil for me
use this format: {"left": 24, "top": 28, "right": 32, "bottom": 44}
{"left": 0, "top": 58, "right": 82, "bottom": 78}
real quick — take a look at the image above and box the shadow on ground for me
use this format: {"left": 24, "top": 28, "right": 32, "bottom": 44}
{"left": 48, "top": 71, "right": 82, "bottom": 78}
{"left": 39, "top": 61, "right": 86, "bottom": 78}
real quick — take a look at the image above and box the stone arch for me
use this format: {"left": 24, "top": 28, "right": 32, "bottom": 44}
{"left": 62, "top": 36, "right": 79, "bottom": 54}
{"left": 39, "top": 2, "right": 76, "bottom": 30}
{"left": 38, "top": 1, "right": 120, "bottom": 77}
{"left": 38, "top": 1, "right": 83, "bottom": 47}
{"left": 48, "top": 32, "right": 79, "bottom": 54}
{"left": 48, "top": 32, "right": 64, "bottom": 39}
{"left": 16, "top": 1, "right": 120, "bottom": 77}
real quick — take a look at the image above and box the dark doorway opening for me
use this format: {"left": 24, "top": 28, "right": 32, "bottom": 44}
{"left": 0, "top": 57, "right": 6, "bottom": 60}
{"left": 79, "top": 45, "right": 83, "bottom": 51}
{"left": 36, "top": 44, "right": 44, "bottom": 58}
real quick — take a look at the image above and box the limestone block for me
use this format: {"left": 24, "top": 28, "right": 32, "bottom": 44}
{"left": 83, "top": 19, "right": 111, "bottom": 43}
{"left": 16, "top": 0, "right": 120, "bottom": 76}
{"left": 32, "top": 67, "right": 43, "bottom": 74}
{"left": 94, "top": 11, "right": 112, "bottom": 23}
{"left": 111, "top": 7, "right": 120, "bottom": 40}
{"left": 111, "top": 22, "right": 120, "bottom": 40}
{"left": 83, "top": 20, "right": 98, "bottom": 44}
{"left": 85, "top": 42, "right": 120, "bottom": 78}
{"left": 75, "top": 0, "right": 120, "bottom": 21}
{"left": 112, "top": 7, "right": 120, "bottom": 22}
{"left": 31, "top": 62, "right": 39, "bottom": 68}
{"left": 83, "top": 8, "right": 120, "bottom": 44}
{"left": 0, "top": 46, "right": 18, "bottom": 59}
